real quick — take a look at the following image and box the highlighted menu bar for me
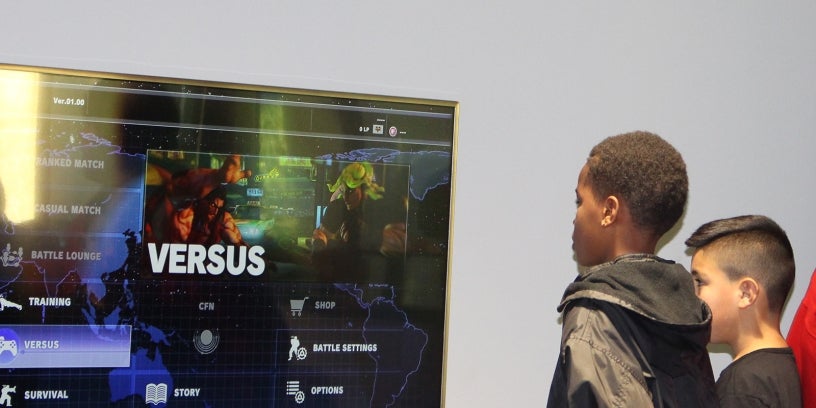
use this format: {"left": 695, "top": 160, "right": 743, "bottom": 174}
{"left": 0, "top": 325, "right": 131, "bottom": 368}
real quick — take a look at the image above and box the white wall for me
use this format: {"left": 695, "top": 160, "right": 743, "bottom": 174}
{"left": 3, "top": 2, "right": 815, "bottom": 406}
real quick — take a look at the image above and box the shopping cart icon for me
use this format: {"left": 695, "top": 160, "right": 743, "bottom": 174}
{"left": 290, "top": 297, "right": 309, "bottom": 317}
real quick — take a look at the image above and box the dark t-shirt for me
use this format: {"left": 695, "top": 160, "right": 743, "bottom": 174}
{"left": 716, "top": 348, "right": 802, "bottom": 408}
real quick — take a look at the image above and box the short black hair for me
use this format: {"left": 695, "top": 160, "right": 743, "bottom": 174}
{"left": 685, "top": 215, "right": 795, "bottom": 314}
{"left": 586, "top": 131, "right": 688, "bottom": 238}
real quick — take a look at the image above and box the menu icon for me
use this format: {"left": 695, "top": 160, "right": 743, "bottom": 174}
{"left": 145, "top": 383, "right": 168, "bottom": 405}
{"left": 286, "top": 381, "right": 305, "bottom": 404}
{"left": 290, "top": 297, "right": 309, "bottom": 317}
{"left": 194, "top": 329, "right": 220, "bottom": 355}
{"left": 0, "top": 385, "right": 15, "bottom": 407}
{"left": 0, "top": 297, "right": 22, "bottom": 312}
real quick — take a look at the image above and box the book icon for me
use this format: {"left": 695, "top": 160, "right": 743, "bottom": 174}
{"left": 145, "top": 383, "right": 168, "bottom": 405}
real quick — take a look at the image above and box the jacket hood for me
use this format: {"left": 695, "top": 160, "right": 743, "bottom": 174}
{"left": 558, "top": 254, "right": 711, "bottom": 327}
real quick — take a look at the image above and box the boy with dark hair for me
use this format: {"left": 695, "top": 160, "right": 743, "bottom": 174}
{"left": 548, "top": 131, "right": 717, "bottom": 407}
{"left": 686, "top": 215, "right": 802, "bottom": 407}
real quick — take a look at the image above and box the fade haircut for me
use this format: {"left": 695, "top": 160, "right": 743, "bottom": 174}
{"left": 585, "top": 131, "right": 688, "bottom": 238}
{"left": 685, "top": 215, "right": 795, "bottom": 315}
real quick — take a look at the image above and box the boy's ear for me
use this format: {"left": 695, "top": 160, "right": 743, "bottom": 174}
{"left": 601, "top": 195, "right": 619, "bottom": 227}
{"left": 737, "top": 278, "right": 760, "bottom": 309}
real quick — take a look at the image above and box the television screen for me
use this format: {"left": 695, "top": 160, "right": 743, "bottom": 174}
{"left": 0, "top": 65, "right": 457, "bottom": 407}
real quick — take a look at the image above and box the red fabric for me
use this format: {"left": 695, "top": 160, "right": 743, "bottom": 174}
{"left": 788, "top": 268, "right": 816, "bottom": 408}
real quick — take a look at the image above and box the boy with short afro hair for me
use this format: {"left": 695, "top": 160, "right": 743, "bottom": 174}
{"left": 686, "top": 215, "right": 802, "bottom": 407}
{"left": 548, "top": 131, "right": 718, "bottom": 407}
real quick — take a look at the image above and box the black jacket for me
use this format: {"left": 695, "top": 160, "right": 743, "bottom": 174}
{"left": 547, "top": 254, "right": 718, "bottom": 407}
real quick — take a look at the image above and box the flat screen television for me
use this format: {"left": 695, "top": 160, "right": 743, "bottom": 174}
{"left": 0, "top": 64, "right": 457, "bottom": 407}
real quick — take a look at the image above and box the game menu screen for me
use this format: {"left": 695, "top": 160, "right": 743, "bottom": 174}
{"left": 0, "top": 65, "right": 457, "bottom": 407}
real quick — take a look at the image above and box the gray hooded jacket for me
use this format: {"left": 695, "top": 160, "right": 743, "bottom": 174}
{"left": 547, "top": 254, "right": 718, "bottom": 407}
